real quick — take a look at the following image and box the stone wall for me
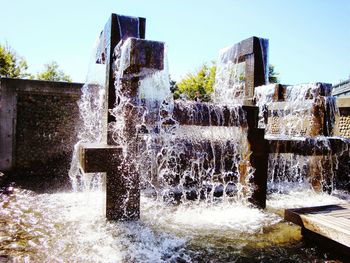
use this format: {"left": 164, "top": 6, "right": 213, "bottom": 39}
{"left": 0, "top": 78, "right": 82, "bottom": 192}
{"left": 334, "top": 97, "right": 350, "bottom": 138}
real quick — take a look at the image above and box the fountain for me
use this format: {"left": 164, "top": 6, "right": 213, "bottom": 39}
{"left": 74, "top": 16, "right": 271, "bottom": 221}
{"left": 1, "top": 13, "right": 349, "bottom": 262}
{"left": 255, "top": 82, "right": 349, "bottom": 194}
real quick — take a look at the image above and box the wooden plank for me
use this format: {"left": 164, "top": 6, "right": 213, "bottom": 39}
{"left": 285, "top": 203, "right": 350, "bottom": 249}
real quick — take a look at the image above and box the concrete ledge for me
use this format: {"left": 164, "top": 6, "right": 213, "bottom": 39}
{"left": 0, "top": 78, "right": 82, "bottom": 96}
{"left": 173, "top": 101, "right": 259, "bottom": 128}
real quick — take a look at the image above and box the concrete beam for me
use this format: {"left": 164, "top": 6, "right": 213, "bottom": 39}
{"left": 78, "top": 143, "right": 122, "bottom": 173}
{"left": 0, "top": 79, "right": 17, "bottom": 171}
{"left": 172, "top": 101, "right": 259, "bottom": 129}
{"left": 78, "top": 143, "right": 139, "bottom": 221}
{"left": 122, "top": 38, "right": 165, "bottom": 76}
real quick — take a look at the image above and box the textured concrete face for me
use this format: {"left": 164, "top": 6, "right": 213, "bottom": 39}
{"left": 0, "top": 79, "right": 17, "bottom": 171}
{"left": 266, "top": 100, "right": 326, "bottom": 137}
{"left": 0, "top": 78, "right": 82, "bottom": 191}
{"left": 334, "top": 97, "right": 350, "bottom": 137}
{"left": 78, "top": 143, "right": 139, "bottom": 220}
{"left": 262, "top": 83, "right": 333, "bottom": 137}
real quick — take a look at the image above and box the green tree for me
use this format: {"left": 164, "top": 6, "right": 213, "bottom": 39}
{"left": 176, "top": 62, "right": 216, "bottom": 102}
{"left": 36, "top": 61, "right": 72, "bottom": 82}
{"left": 174, "top": 63, "right": 280, "bottom": 101}
{"left": 268, "top": 64, "right": 279, "bottom": 84}
{"left": 0, "top": 44, "right": 31, "bottom": 78}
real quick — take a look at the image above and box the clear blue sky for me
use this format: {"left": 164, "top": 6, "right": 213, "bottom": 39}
{"left": 1, "top": 0, "right": 349, "bottom": 85}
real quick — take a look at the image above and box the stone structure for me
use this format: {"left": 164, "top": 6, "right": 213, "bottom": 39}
{"left": 333, "top": 97, "right": 350, "bottom": 191}
{"left": 257, "top": 83, "right": 349, "bottom": 192}
{"left": 78, "top": 14, "right": 165, "bottom": 220}
{"left": 79, "top": 15, "right": 269, "bottom": 221}
{"left": 0, "top": 78, "right": 82, "bottom": 191}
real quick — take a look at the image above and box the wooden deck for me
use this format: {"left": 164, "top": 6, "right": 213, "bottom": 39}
{"left": 285, "top": 203, "right": 350, "bottom": 252}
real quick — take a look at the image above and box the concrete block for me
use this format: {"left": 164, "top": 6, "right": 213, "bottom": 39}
{"left": 122, "top": 38, "right": 165, "bottom": 75}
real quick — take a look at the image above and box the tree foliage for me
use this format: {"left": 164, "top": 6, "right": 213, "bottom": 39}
{"left": 174, "top": 62, "right": 216, "bottom": 101}
{"left": 173, "top": 62, "right": 280, "bottom": 100}
{"left": 36, "top": 61, "right": 72, "bottom": 82}
{"left": 268, "top": 64, "right": 279, "bottom": 84}
{"left": 0, "top": 44, "right": 31, "bottom": 78}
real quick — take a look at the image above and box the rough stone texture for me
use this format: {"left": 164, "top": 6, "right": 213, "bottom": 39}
{"left": 336, "top": 115, "right": 350, "bottom": 137}
{"left": 0, "top": 78, "right": 82, "bottom": 191}
{"left": 78, "top": 143, "right": 140, "bottom": 220}
{"left": 333, "top": 97, "right": 350, "bottom": 191}
{"left": 334, "top": 97, "right": 350, "bottom": 138}
{"left": 264, "top": 83, "right": 333, "bottom": 137}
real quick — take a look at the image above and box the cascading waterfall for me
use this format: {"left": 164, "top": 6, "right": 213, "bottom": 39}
{"left": 104, "top": 40, "right": 256, "bottom": 204}
{"left": 255, "top": 83, "right": 341, "bottom": 194}
{"left": 213, "top": 44, "right": 246, "bottom": 104}
{"left": 69, "top": 38, "right": 107, "bottom": 191}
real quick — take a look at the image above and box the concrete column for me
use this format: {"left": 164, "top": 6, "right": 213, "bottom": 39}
{"left": 0, "top": 79, "right": 17, "bottom": 171}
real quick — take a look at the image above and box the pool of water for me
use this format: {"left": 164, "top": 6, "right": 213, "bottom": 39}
{"left": 0, "top": 188, "right": 347, "bottom": 262}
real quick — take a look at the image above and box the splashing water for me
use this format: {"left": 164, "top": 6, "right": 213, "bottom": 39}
{"left": 103, "top": 38, "right": 256, "bottom": 205}
{"left": 2, "top": 187, "right": 347, "bottom": 262}
{"left": 255, "top": 82, "right": 346, "bottom": 195}
{"left": 69, "top": 38, "right": 107, "bottom": 192}
{"left": 213, "top": 44, "right": 246, "bottom": 105}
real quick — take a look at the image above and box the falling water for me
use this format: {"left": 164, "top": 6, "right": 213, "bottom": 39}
{"left": 69, "top": 38, "right": 107, "bottom": 191}
{"left": 255, "top": 83, "right": 343, "bottom": 195}
{"left": 102, "top": 39, "right": 256, "bottom": 205}
{"left": 213, "top": 44, "right": 246, "bottom": 105}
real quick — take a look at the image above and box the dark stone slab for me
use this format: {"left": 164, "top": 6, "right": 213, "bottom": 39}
{"left": 95, "top": 13, "right": 146, "bottom": 125}
{"left": 281, "top": 83, "right": 332, "bottom": 101}
{"left": 78, "top": 143, "right": 122, "bottom": 173}
{"left": 160, "top": 127, "right": 268, "bottom": 208}
{"left": 122, "top": 38, "right": 164, "bottom": 75}
{"left": 106, "top": 162, "right": 140, "bottom": 220}
{"left": 78, "top": 143, "right": 139, "bottom": 220}
{"left": 247, "top": 128, "right": 268, "bottom": 208}
{"left": 172, "top": 101, "right": 259, "bottom": 129}
{"left": 268, "top": 137, "right": 346, "bottom": 155}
